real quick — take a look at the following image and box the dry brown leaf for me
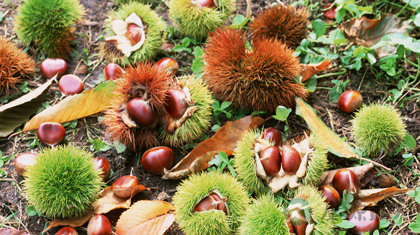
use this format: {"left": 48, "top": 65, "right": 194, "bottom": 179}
{"left": 115, "top": 200, "right": 175, "bottom": 235}
{"left": 340, "top": 14, "right": 410, "bottom": 48}
{"left": 22, "top": 80, "right": 115, "bottom": 132}
{"left": 93, "top": 185, "right": 147, "bottom": 215}
{"left": 351, "top": 187, "right": 410, "bottom": 213}
{"left": 300, "top": 60, "right": 333, "bottom": 82}
{"left": 0, "top": 228, "right": 31, "bottom": 235}
{"left": 319, "top": 163, "right": 373, "bottom": 187}
{"left": 162, "top": 115, "right": 265, "bottom": 180}
{"left": 42, "top": 212, "right": 94, "bottom": 232}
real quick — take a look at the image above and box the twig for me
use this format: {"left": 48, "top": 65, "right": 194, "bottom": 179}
{"left": 246, "top": 0, "right": 252, "bottom": 19}
{"left": 351, "top": 154, "right": 392, "bottom": 171}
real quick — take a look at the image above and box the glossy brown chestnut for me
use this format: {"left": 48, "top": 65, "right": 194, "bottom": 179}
{"left": 112, "top": 175, "right": 139, "bottom": 198}
{"left": 262, "top": 127, "right": 282, "bottom": 147}
{"left": 194, "top": 193, "right": 227, "bottom": 214}
{"left": 157, "top": 57, "right": 179, "bottom": 74}
{"left": 286, "top": 217, "right": 295, "bottom": 233}
{"left": 338, "top": 90, "right": 363, "bottom": 113}
{"left": 55, "top": 227, "right": 78, "bottom": 235}
{"left": 281, "top": 146, "right": 301, "bottom": 175}
{"left": 40, "top": 58, "right": 68, "bottom": 79}
{"left": 165, "top": 88, "right": 187, "bottom": 119}
{"left": 260, "top": 146, "right": 281, "bottom": 176}
{"left": 37, "top": 122, "right": 65, "bottom": 146}
{"left": 196, "top": 0, "right": 215, "bottom": 8}
{"left": 127, "top": 98, "right": 155, "bottom": 127}
{"left": 87, "top": 214, "right": 112, "bottom": 235}
{"left": 58, "top": 74, "right": 84, "bottom": 96}
{"left": 14, "top": 153, "right": 38, "bottom": 176}
{"left": 289, "top": 209, "right": 308, "bottom": 235}
{"left": 103, "top": 63, "right": 123, "bottom": 81}
{"left": 126, "top": 23, "right": 142, "bottom": 45}
{"left": 348, "top": 210, "right": 379, "bottom": 235}
{"left": 141, "top": 146, "right": 175, "bottom": 175}
{"left": 161, "top": 43, "right": 175, "bottom": 55}
{"left": 332, "top": 169, "right": 361, "bottom": 196}
{"left": 93, "top": 157, "right": 111, "bottom": 181}
{"left": 319, "top": 185, "right": 341, "bottom": 209}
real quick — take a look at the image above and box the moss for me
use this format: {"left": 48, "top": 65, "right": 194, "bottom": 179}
{"left": 24, "top": 145, "right": 104, "bottom": 218}
{"left": 14, "top": 0, "right": 84, "bottom": 58}
{"left": 351, "top": 103, "right": 406, "bottom": 156}
{"left": 168, "top": 0, "right": 235, "bottom": 41}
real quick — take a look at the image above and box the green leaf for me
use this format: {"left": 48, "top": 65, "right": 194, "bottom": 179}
{"left": 312, "top": 19, "right": 326, "bottom": 38}
{"left": 90, "top": 139, "right": 112, "bottom": 152}
{"left": 26, "top": 205, "right": 38, "bottom": 216}
{"left": 336, "top": 220, "right": 355, "bottom": 229}
{"left": 0, "top": 12, "right": 3, "bottom": 23}
{"left": 409, "top": 215, "right": 420, "bottom": 233}
{"left": 402, "top": 133, "right": 417, "bottom": 149}
{"left": 335, "top": 8, "right": 346, "bottom": 23}
{"left": 379, "top": 219, "right": 390, "bottom": 229}
{"left": 272, "top": 106, "right": 292, "bottom": 121}
{"left": 231, "top": 14, "right": 250, "bottom": 29}
{"left": 212, "top": 124, "right": 221, "bottom": 132}
{"left": 391, "top": 212, "right": 403, "bottom": 226}
{"left": 192, "top": 46, "right": 204, "bottom": 74}
{"left": 113, "top": 141, "right": 126, "bottom": 153}
{"left": 415, "top": 14, "right": 420, "bottom": 27}
{"left": 220, "top": 101, "right": 232, "bottom": 110}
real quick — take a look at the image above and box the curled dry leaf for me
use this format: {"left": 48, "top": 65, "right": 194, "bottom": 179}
{"left": 0, "top": 228, "right": 31, "bottom": 235}
{"left": 105, "top": 13, "right": 146, "bottom": 57}
{"left": 319, "top": 163, "right": 373, "bottom": 187}
{"left": 162, "top": 115, "right": 265, "bottom": 180}
{"left": 115, "top": 200, "right": 175, "bottom": 235}
{"left": 93, "top": 185, "right": 147, "bottom": 215}
{"left": 22, "top": 80, "right": 116, "bottom": 132}
{"left": 351, "top": 187, "right": 410, "bottom": 213}
{"left": 42, "top": 212, "right": 94, "bottom": 232}
{"left": 0, "top": 76, "right": 55, "bottom": 137}
{"left": 300, "top": 60, "right": 333, "bottom": 82}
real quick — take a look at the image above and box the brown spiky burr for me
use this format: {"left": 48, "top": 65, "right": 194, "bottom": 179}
{"left": 203, "top": 27, "right": 308, "bottom": 113}
{"left": 249, "top": 5, "right": 309, "bottom": 49}
{"left": 102, "top": 62, "right": 172, "bottom": 150}
{"left": 0, "top": 37, "right": 35, "bottom": 93}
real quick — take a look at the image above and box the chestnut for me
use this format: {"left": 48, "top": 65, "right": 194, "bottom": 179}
{"left": 348, "top": 210, "right": 379, "bottom": 234}
{"left": 37, "top": 122, "right": 65, "bottom": 146}
{"left": 332, "top": 169, "right": 361, "bottom": 196}
{"left": 281, "top": 146, "right": 301, "bottom": 175}
{"left": 141, "top": 147, "right": 175, "bottom": 175}
{"left": 127, "top": 98, "right": 155, "bottom": 127}
{"left": 40, "top": 58, "right": 68, "bottom": 79}
{"left": 14, "top": 153, "right": 38, "bottom": 176}
{"left": 165, "top": 88, "right": 187, "bottom": 119}
{"left": 126, "top": 23, "right": 142, "bottom": 45}
{"left": 112, "top": 175, "right": 139, "bottom": 198}
{"left": 196, "top": 0, "right": 215, "bottom": 8}
{"left": 103, "top": 63, "right": 123, "bottom": 81}
{"left": 260, "top": 146, "right": 281, "bottom": 176}
{"left": 55, "top": 227, "right": 78, "bottom": 235}
{"left": 338, "top": 90, "right": 363, "bottom": 113}
{"left": 87, "top": 214, "right": 112, "bottom": 235}
{"left": 286, "top": 217, "right": 295, "bottom": 234}
{"left": 319, "top": 185, "right": 341, "bottom": 209}
{"left": 288, "top": 208, "right": 308, "bottom": 235}
{"left": 262, "top": 127, "right": 282, "bottom": 147}
{"left": 161, "top": 43, "right": 175, "bottom": 55}
{"left": 194, "top": 193, "right": 227, "bottom": 214}
{"left": 58, "top": 74, "right": 84, "bottom": 96}
{"left": 93, "top": 157, "right": 111, "bottom": 181}
{"left": 157, "top": 57, "right": 179, "bottom": 74}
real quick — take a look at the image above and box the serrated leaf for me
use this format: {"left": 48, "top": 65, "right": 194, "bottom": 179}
{"left": 0, "top": 77, "right": 54, "bottom": 137}
{"left": 22, "top": 80, "right": 115, "bottom": 132}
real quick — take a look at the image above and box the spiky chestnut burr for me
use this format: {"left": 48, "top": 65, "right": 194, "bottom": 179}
{"left": 173, "top": 171, "right": 250, "bottom": 235}
{"left": 238, "top": 195, "right": 289, "bottom": 235}
{"left": 14, "top": 0, "right": 84, "bottom": 59}
{"left": 234, "top": 129, "right": 328, "bottom": 196}
{"left": 24, "top": 145, "right": 104, "bottom": 218}
{"left": 203, "top": 28, "right": 308, "bottom": 113}
{"left": 159, "top": 75, "right": 213, "bottom": 147}
{"left": 102, "top": 63, "right": 172, "bottom": 150}
{"left": 0, "top": 37, "right": 35, "bottom": 93}
{"left": 99, "top": 2, "right": 166, "bottom": 67}
{"left": 249, "top": 4, "right": 309, "bottom": 49}
{"left": 112, "top": 0, "right": 152, "bottom": 4}
{"left": 290, "top": 185, "right": 334, "bottom": 235}
{"left": 168, "top": 0, "right": 235, "bottom": 41}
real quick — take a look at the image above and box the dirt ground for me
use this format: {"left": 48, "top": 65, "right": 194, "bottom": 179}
{"left": 0, "top": 0, "right": 419, "bottom": 234}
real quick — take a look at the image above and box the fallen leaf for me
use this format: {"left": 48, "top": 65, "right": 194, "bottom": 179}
{"left": 0, "top": 228, "right": 30, "bottom": 235}
{"left": 0, "top": 77, "right": 54, "bottom": 137}
{"left": 93, "top": 185, "right": 147, "bottom": 215}
{"left": 339, "top": 14, "right": 410, "bottom": 48}
{"left": 162, "top": 115, "right": 265, "bottom": 180}
{"left": 323, "top": 4, "right": 337, "bottom": 20}
{"left": 115, "top": 200, "right": 175, "bottom": 235}
{"left": 351, "top": 187, "right": 410, "bottom": 213}
{"left": 42, "top": 211, "right": 94, "bottom": 232}
{"left": 301, "top": 60, "right": 333, "bottom": 82}
{"left": 22, "top": 80, "right": 115, "bottom": 132}
{"left": 295, "top": 97, "right": 358, "bottom": 158}
{"left": 319, "top": 163, "right": 374, "bottom": 187}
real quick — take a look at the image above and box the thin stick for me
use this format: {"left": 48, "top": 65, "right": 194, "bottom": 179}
{"left": 351, "top": 155, "right": 392, "bottom": 171}
{"left": 246, "top": 0, "right": 252, "bottom": 19}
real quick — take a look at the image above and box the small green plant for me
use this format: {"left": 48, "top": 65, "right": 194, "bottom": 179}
{"left": 212, "top": 100, "right": 233, "bottom": 124}
{"left": 208, "top": 151, "right": 236, "bottom": 176}
{"left": 409, "top": 215, "right": 420, "bottom": 233}
{"left": 89, "top": 138, "right": 112, "bottom": 152}
{"left": 172, "top": 37, "right": 198, "bottom": 53}
{"left": 329, "top": 79, "right": 350, "bottom": 102}
{"left": 272, "top": 105, "right": 292, "bottom": 134}
{"left": 191, "top": 46, "right": 204, "bottom": 75}
{"left": 230, "top": 14, "right": 249, "bottom": 29}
